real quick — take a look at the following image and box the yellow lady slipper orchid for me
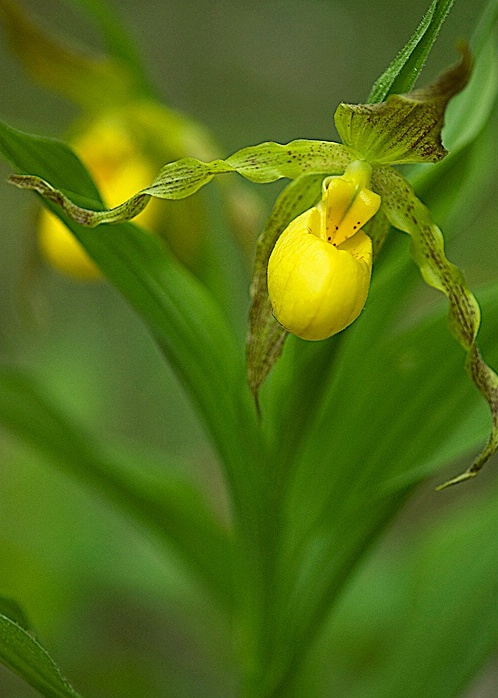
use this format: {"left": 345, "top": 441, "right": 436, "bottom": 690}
{"left": 38, "top": 116, "right": 159, "bottom": 280}
{"left": 267, "top": 161, "right": 380, "bottom": 340}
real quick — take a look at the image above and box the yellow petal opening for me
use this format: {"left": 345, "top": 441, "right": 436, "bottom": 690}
{"left": 267, "top": 162, "right": 379, "bottom": 340}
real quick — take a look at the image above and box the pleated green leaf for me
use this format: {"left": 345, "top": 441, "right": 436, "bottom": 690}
{"left": 0, "top": 367, "right": 233, "bottom": 607}
{"left": 241, "top": 4, "right": 498, "bottom": 688}
{"left": 241, "top": 254, "right": 416, "bottom": 693}
{"left": 373, "top": 165, "right": 498, "bottom": 486}
{"left": 9, "top": 140, "right": 355, "bottom": 227}
{"left": 0, "top": 604, "right": 82, "bottom": 698}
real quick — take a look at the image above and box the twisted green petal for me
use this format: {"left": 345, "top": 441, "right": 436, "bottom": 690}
{"left": 9, "top": 140, "right": 355, "bottom": 227}
{"left": 373, "top": 165, "right": 498, "bottom": 488}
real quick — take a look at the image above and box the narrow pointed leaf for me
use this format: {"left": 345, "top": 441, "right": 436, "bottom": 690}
{"left": 0, "top": 608, "right": 82, "bottom": 698}
{"left": 373, "top": 165, "right": 498, "bottom": 486}
{"left": 0, "top": 120, "right": 100, "bottom": 197}
{"left": 9, "top": 140, "right": 355, "bottom": 227}
{"left": 368, "top": 0, "right": 456, "bottom": 103}
{"left": 0, "top": 119, "right": 266, "bottom": 546}
{"left": 335, "top": 47, "right": 471, "bottom": 165}
{"left": 0, "top": 367, "right": 233, "bottom": 606}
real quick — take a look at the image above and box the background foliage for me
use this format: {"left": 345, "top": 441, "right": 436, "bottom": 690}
{"left": 0, "top": 0, "right": 497, "bottom": 697}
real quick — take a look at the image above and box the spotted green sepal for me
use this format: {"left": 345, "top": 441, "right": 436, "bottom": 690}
{"left": 334, "top": 46, "right": 472, "bottom": 165}
{"left": 372, "top": 165, "right": 498, "bottom": 488}
{"left": 9, "top": 140, "right": 355, "bottom": 227}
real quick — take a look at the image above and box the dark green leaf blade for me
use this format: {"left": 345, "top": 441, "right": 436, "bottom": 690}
{"left": 0, "top": 597, "right": 32, "bottom": 633}
{"left": 257, "top": 276, "right": 498, "bottom": 695}
{"left": 253, "top": 3, "right": 498, "bottom": 691}
{"left": 0, "top": 367, "right": 234, "bottom": 607}
{"left": 0, "top": 119, "right": 264, "bottom": 550}
{"left": 0, "top": 120, "right": 100, "bottom": 198}
{"left": 345, "top": 489, "right": 498, "bottom": 698}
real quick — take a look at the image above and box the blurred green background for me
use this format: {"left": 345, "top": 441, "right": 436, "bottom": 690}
{"left": 0, "top": 1, "right": 497, "bottom": 696}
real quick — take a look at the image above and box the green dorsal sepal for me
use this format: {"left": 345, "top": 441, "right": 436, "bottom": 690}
{"left": 334, "top": 45, "right": 472, "bottom": 166}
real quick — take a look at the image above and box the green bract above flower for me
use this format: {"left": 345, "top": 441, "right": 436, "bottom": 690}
{"left": 334, "top": 46, "right": 472, "bottom": 165}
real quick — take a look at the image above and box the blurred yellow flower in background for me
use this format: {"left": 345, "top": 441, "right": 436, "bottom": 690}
{"left": 38, "top": 115, "right": 159, "bottom": 280}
